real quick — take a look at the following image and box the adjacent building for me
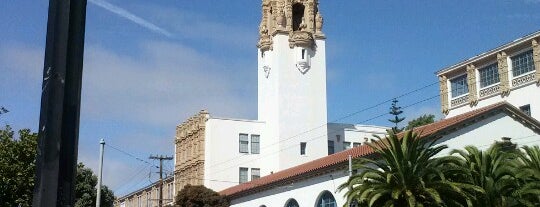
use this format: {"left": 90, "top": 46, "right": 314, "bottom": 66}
{"left": 437, "top": 31, "right": 540, "bottom": 119}
{"left": 115, "top": 176, "right": 174, "bottom": 207}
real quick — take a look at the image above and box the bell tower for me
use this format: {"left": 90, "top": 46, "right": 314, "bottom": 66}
{"left": 257, "top": 0, "right": 328, "bottom": 169}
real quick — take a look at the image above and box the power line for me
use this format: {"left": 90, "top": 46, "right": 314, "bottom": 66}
{"left": 105, "top": 143, "right": 159, "bottom": 169}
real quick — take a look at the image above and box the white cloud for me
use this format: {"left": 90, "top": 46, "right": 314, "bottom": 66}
{"left": 89, "top": 0, "right": 173, "bottom": 37}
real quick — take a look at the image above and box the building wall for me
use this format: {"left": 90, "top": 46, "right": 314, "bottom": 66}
{"left": 230, "top": 112, "right": 540, "bottom": 207}
{"left": 437, "top": 112, "right": 539, "bottom": 155}
{"left": 204, "top": 117, "right": 267, "bottom": 191}
{"left": 230, "top": 170, "right": 350, "bottom": 207}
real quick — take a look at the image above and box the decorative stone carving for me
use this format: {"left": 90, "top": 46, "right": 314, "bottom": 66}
{"left": 257, "top": 0, "right": 322, "bottom": 49}
{"left": 479, "top": 84, "right": 500, "bottom": 98}
{"left": 497, "top": 52, "right": 510, "bottom": 96}
{"left": 451, "top": 95, "right": 469, "bottom": 107}
{"left": 466, "top": 64, "right": 478, "bottom": 106}
{"left": 289, "top": 31, "right": 314, "bottom": 48}
{"left": 532, "top": 39, "right": 540, "bottom": 83}
{"left": 314, "top": 11, "right": 325, "bottom": 39}
{"left": 263, "top": 65, "right": 271, "bottom": 78}
{"left": 439, "top": 75, "right": 449, "bottom": 115}
{"left": 512, "top": 72, "right": 536, "bottom": 87}
{"left": 175, "top": 110, "right": 209, "bottom": 191}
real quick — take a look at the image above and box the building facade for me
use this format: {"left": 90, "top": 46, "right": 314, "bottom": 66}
{"left": 222, "top": 102, "right": 540, "bottom": 207}
{"left": 115, "top": 176, "right": 175, "bottom": 207}
{"left": 437, "top": 31, "right": 540, "bottom": 119}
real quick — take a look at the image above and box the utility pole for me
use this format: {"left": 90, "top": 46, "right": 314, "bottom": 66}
{"left": 149, "top": 155, "right": 173, "bottom": 207}
{"left": 96, "top": 139, "right": 105, "bottom": 207}
{"left": 33, "top": 0, "right": 87, "bottom": 206}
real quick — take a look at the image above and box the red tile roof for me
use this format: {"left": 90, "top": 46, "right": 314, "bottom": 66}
{"left": 220, "top": 102, "right": 540, "bottom": 198}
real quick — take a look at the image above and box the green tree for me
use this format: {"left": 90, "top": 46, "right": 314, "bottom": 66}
{"left": 175, "top": 184, "right": 229, "bottom": 207}
{"left": 0, "top": 126, "right": 115, "bottom": 207}
{"left": 405, "top": 114, "right": 435, "bottom": 130}
{"left": 514, "top": 146, "right": 540, "bottom": 206}
{"left": 75, "top": 163, "right": 115, "bottom": 207}
{"left": 451, "top": 145, "right": 520, "bottom": 207}
{"left": 339, "top": 130, "right": 481, "bottom": 207}
{"left": 388, "top": 99, "right": 405, "bottom": 132}
{"left": 0, "top": 125, "right": 37, "bottom": 207}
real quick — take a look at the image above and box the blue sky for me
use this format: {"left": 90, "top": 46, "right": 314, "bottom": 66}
{"left": 1, "top": 0, "right": 539, "bottom": 196}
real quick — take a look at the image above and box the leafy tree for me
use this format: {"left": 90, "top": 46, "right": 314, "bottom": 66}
{"left": 339, "top": 130, "right": 481, "bottom": 207}
{"left": 0, "top": 125, "right": 38, "bottom": 207}
{"left": 75, "top": 163, "right": 115, "bottom": 207}
{"left": 175, "top": 184, "right": 229, "bottom": 207}
{"left": 405, "top": 114, "right": 435, "bottom": 130}
{"left": 451, "top": 145, "right": 520, "bottom": 207}
{"left": 0, "top": 126, "right": 115, "bottom": 207}
{"left": 388, "top": 99, "right": 405, "bottom": 132}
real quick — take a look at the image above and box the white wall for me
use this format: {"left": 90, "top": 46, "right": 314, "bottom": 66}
{"left": 230, "top": 170, "right": 350, "bottom": 207}
{"left": 204, "top": 118, "right": 270, "bottom": 192}
{"left": 258, "top": 34, "right": 329, "bottom": 170}
{"left": 437, "top": 112, "right": 540, "bottom": 155}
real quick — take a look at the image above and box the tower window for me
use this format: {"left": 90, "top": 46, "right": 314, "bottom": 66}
{"left": 300, "top": 142, "right": 306, "bottom": 155}
{"left": 301, "top": 49, "right": 305, "bottom": 59}
{"left": 292, "top": 3, "right": 305, "bottom": 31}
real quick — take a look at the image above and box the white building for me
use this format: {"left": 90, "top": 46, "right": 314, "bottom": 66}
{"left": 172, "top": 0, "right": 387, "bottom": 194}
{"left": 222, "top": 102, "right": 540, "bottom": 207}
{"left": 437, "top": 31, "right": 540, "bottom": 119}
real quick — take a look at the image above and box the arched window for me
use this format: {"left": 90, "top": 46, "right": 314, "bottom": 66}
{"left": 285, "top": 198, "right": 299, "bottom": 207}
{"left": 316, "top": 191, "right": 336, "bottom": 207}
{"left": 292, "top": 3, "right": 305, "bottom": 31}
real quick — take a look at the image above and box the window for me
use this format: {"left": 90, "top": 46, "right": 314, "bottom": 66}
{"left": 300, "top": 142, "right": 306, "bottom": 155}
{"left": 336, "top": 135, "right": 341, "bottom": 142}
{"left": 168, "top": 183, "right": 173, "bottom": 199}
{"left": 137, "top": 196, "right": 141, "bottom": 207}
{"left": 251, "top": 168, "right": 260, "bottom": 180}
{"left": 520, "top": 104, "right": 531, "bottom": 116}
{"left": 285, "top": 199, "right": 300, "bottom": 207}
{"left": 239, "top": 134, "right": 249, "bottom": 153}
{"left": 512, "top": 50, "right": 535, "bottom": 77}
{"left": 343, "top": 141, "right": 351, "bottom": 150}
{"left": 450, "top": 75, "right": 468, "bottom": 98}
{"left": 328, "top": 140, "right": 335, "bottom": 155}
{"left": 251, "top": 134, "right": 260, "bottom": 154}
{"left": 239, "top": 167, "right": 248, "bottom": 183}
{"left": 479, "top": 63, "right": 500, "bottom": 88}
{"left": 353, "top": 142, "right": 361, "bottom": 147}
{"left": 317, "top": 191, "right": 337, "bottom": 207}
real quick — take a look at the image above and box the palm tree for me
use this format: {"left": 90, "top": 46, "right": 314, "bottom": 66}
{"left": 451, "top": 145, "right": 520, "bottom": 207}
{"left": 514, "top": 146, "right": 540, "bottom": 206}
{"left": 339, "top": 130, "right": 481, "bottom": 207}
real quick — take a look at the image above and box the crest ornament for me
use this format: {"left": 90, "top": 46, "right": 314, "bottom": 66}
{"left": 263, "top": 65, "right": 271, "bottom": 78}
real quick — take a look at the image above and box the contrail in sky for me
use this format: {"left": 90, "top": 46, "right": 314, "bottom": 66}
{"left": 89, "top": 0, "right": 173, "bottom": 37}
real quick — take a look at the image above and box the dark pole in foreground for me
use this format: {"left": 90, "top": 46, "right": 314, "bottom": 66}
{"left": 33, "top": 0, "right": 87, "bottom": 206}
{"left": 149, "top": 155, "right": 173, "bottom": 207}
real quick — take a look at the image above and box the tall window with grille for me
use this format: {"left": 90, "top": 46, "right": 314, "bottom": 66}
{"left": 479, "top": 63, "right": 500, "bottom": 88}
{"left": 251, "top": 168, "right": 260, "bottom": 180}
{"left": 300, "top": 142, "right": 306, "bottom": 155}
{"left": 239, "top": 167, "right": 248, "bottom": 183}
{"left": 450, "top": 74, "right": 468, "bottom": 98}
{"left": 251, "top": 134, "right": 260, "bottom": 154}
{"left": 512, "top": 50, "right": 535, "bottom": 77}
{"left": 239, "top": 134, "right": 249, "bottom": 153}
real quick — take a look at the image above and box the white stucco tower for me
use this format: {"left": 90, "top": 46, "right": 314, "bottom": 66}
{"left": 257, "top": 0, "right": 328, "bottom": 169}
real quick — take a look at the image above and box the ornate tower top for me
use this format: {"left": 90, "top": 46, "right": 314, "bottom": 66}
{"left": 257, "top": 0, "right": 325, "bottom": 51}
